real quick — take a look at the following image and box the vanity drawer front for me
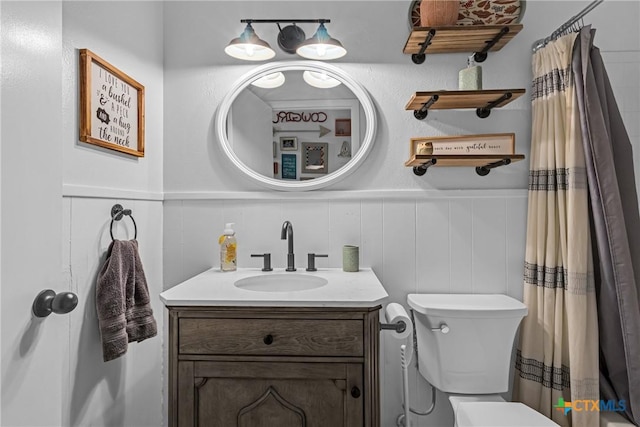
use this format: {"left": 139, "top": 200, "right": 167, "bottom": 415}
{"left": 179, "top": 318, "right": 363, "bottom": 357}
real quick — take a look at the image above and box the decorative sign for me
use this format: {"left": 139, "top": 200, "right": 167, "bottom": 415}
{"left": 410, "top": 133, "right": 515, "bottom": 157}
{"left": 79, "top": 49, "right": 145, "bottom": 157}
{"left": 281, "top": 154, "right": 297, "bottom": 180}
{"left": 273, "top": 111, "right": 328, "bottom": 124}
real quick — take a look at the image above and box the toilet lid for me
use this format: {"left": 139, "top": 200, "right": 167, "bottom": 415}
{"left": 457, "top": 402, "right": 560, "bottom": 427}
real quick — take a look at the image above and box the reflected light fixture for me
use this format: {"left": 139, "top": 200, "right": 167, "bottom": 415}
{"left": 251, "top": 72, "right": 286, "bottom": 89}
{"left": 224, "top": 23, "right": 276, "bottom": 61}
{"left": 225, "top": 19, "right": 346, "bottom": 61}
{"left": 303, "top": 70, "right": 341, "bottom": 89}
{"left": 296, "top": 23, "right": 347, "bottom": 60}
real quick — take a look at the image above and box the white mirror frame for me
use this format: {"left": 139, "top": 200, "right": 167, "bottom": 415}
{"left": 215, "top": 61, "right": 377, "bottom": 191}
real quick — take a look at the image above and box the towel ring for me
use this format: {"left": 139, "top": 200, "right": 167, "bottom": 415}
{"left": 110, "top": 204, "right": 137, "bottom": 240}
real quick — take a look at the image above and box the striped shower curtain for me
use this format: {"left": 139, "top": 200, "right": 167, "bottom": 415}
{"left": 513, "top": 32, "right": 599, "bottom": 427}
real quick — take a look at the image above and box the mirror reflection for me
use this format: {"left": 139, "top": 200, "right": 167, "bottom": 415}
{"left": 227, "top": 69, "right": 365, "bottom": 182}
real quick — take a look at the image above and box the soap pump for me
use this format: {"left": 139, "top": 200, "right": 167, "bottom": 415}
{"left": 219, "top": 223, "right": 237, "bottom": 272}
{"left": 459, "top": 55, "right": 482, "bottom": 91}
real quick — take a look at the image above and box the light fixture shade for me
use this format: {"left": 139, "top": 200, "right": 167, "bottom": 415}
{"left": 296, "top": 23, "right": 347, "bottom": 60}
{"left": 224, "top": 23, "right": 276, "bottom": 61}
{"left": 303, "top": 70, "right": 341, "bottom": 88}
{"left": 251, "top": 72, "right": 286, "bottom": 88}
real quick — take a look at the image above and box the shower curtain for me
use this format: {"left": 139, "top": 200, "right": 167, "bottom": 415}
{"left": 573, "top": 26, "right": 640, "bottom": 425}
{"left": 513, "top": 32, "right": 600, "bottom": 427}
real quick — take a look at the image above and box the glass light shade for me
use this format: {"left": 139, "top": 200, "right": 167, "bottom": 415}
{"left": 251, "top": 72, "right": 286, "bottom": 88}
{"left": 296, "top": 23, "right": 347, "bottom": 60}
{"left": 225, "top": 24, "right": 276, "bottom": 61}
{"left": 302, "top": 70, "right": 341, "bottom": 88}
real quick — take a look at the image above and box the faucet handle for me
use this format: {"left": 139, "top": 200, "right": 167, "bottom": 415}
{"left": 251, "top": 253, "right": 273, "bottom": 271}
{"left": 306, "top": 253, "right": 328, "bottom": 272}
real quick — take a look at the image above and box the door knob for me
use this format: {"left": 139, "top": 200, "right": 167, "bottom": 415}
{"left": 263, "top": 334, "right": 274, "bottom": 345}
{"left": 32, "top": 289, "right": 78, "bottom": 318}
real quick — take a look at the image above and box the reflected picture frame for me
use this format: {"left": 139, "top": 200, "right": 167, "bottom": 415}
{"left": 280, "top": 136, "right": 298, "bottom": 151}
{"left": 302, "top": 142, "right": 328, "bottom": 174}
{"left": 335, "top": 118, "right": 351, "bottom": 137}
{"left": 281, "top": 153, "right": 297, "bottom": 179}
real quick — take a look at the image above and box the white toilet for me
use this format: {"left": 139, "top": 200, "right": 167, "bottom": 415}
{"left": 407, "top": 293, "right": 559, "bottom": 427}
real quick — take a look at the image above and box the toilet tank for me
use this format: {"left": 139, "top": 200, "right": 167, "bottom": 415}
{"left": 407, "top": 294, "right": 527, "bottom": 394}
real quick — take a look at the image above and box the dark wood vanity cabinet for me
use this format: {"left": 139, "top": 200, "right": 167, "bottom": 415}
{"left": 168, "top": 306, "right": 381, "bottom": 427}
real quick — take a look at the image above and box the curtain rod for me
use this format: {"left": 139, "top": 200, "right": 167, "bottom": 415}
{"left": 532, "top": 0, "right": 604, "bottom": 52}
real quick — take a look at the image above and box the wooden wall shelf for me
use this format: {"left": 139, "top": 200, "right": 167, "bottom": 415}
{"left": 405, "top": 154, "right": 525, "bottom": 176}
{"left": 405, "top": 89, "right": 526, "bottom": 119}
{"left": 404, "top": 24, "right": 523, "bottom": 64}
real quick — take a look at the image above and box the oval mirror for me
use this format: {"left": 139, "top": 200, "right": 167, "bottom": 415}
{"left": 215, "top": 61, "right": 377, "bottom": 191}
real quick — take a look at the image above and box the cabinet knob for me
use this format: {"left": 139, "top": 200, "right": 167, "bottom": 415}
{"left": 263, "top": 334, "right": 274, "bottom": 345}
{"left": 351, "top": 386, "right": 361, "bottom": 399}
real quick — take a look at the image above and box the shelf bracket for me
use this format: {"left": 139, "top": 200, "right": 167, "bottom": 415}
{"left": 476, "top": 92, "right": 513, "bottom": 118}
{"left": 473, "top": 26, "right": 510, "bottom": 63}
{"left": 476, "top": 158, "right": 511, "bottom": 176}
{"left": 414, "top": 95, "right": 439, "bottom": 120}
{"left": 412, "top": 29, "right": 437, "bottom": 64}
{"left": 413, "top": 159, "right": 437, "bottom": 176}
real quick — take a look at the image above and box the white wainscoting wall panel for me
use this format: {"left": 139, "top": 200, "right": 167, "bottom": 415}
{"left": 62, "top": 196, "right": 164, "bottom": 427}
{"left": 163, "top": 193, "right": 528, "bottom": 427}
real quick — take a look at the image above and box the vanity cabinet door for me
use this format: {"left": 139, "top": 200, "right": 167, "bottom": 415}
{"left": 168, "top": 307, "right": 380, "bottom": 427}
{"left": 178, "top": 361, "right": 364, "bottom": 427}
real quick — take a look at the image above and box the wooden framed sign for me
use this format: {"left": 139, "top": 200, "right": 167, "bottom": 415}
{"left": 79, "top": 49, "right": 145, "bottom": 157}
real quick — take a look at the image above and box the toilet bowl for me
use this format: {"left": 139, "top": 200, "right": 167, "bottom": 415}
{"left": 407, "top": 293, "right": 559, "bottom": 427}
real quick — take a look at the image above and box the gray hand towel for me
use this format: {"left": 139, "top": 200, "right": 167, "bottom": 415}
{"left": 96, "top": 239, "right": 157, "bottom": 362}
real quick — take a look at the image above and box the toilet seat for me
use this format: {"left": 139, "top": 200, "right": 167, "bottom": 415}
{"left": 456, "top": 402, "right": 559, "bottom": 427}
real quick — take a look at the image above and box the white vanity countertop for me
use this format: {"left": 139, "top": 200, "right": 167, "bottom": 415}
{"left": 159, "top": 267, "right": 388, "bottom": 308}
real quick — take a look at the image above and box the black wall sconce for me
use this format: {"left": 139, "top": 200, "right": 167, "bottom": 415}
{"left": 225, "top": 19, "right": 347, "bottom": 61}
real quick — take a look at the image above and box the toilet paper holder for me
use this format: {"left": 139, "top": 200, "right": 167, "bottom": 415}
{"left": 380, "top": 320, "right": 407, "bottom": 334}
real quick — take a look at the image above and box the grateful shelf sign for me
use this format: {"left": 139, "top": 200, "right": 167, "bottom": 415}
{"left": 79, "top": 49, "right": 145, "bottom": 157}
{"left": 410, "top": 133, "right": 515, "bottom": 157}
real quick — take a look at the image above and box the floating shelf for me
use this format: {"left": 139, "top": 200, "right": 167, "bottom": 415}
{"left": 405, "top": 89, "right": 526, "bottom": 119}
{"left": 405, "top": 154, "right": 525, "bottom": 176}
{"left": 403, "top": 24, "right": 523, "bottom": 64}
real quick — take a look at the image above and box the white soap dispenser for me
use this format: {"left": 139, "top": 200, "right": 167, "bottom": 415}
{"left": 219, "top": 223, "right": 237, "bottom": 272}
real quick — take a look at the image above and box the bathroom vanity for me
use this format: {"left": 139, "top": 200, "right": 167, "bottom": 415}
{"left": 160, "top": 268, "right": 388, "bottom": 427}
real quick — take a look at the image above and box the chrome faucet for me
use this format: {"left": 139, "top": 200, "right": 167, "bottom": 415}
{"left": 281, "top": 220, "right": 296, "bottom": 271}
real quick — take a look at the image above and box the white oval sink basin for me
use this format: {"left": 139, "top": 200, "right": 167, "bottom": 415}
{"left": 234, "top": 274, "right": 328, "bottom": 292}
